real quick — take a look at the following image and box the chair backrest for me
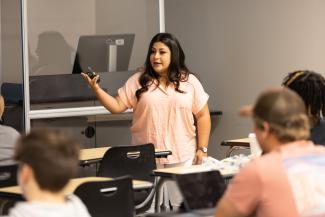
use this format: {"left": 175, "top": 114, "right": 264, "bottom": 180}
{"left": 0, "top": 164, "right": 18, "bottom": 188}
{"left": 74, "top": 176, "right": 134, "bottom": 217}
{"left": 175, "top": 170, "right": 226, "bottom": 211}
{"left": 97, "top": 143, "right": 156, "bottom": 183}
{"left": 1, "top": 83, "right": 23, "bottom": 105}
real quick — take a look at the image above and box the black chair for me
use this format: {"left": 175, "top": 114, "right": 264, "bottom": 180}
{"left": 0, "top": 164, "right": 18, "bottom": 188}
{"left": 74, "top": 176, "right": 134, "bottom": 217}
{"left": 97, "top": 143, "right": 157, "bottom": 213}
{"left": 0, "top": 83, "right": 23, "bottom": 105}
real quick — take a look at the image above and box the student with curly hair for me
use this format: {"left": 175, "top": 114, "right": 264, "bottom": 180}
{"left": 282, "top": 70, "right": 325, "bottom": 145}
{"left": 240, "top": 70, "right": 325, "bottom": 146}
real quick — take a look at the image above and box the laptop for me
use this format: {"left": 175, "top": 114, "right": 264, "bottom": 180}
{"left": 175, "top": 170, "right": 226, "bottom": 212}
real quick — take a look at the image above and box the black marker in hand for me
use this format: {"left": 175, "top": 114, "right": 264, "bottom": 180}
{"left": 87, "top": 66, "right": 100, "bottom": 83}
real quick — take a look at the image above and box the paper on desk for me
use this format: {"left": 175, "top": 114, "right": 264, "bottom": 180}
{"left": 202, "top": 155, "right": 250, "bottom": 174}
{"left": 221, "top": 154, "right": 251, "bottom": 168}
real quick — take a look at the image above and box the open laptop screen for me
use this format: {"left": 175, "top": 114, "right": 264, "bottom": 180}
{"left": 175, "top": 170, "right": 226, "bottom": 211}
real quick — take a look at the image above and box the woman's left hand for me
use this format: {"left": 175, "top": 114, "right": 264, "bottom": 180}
{"left": 193, "top": 150, "right": 208, "bottom": 165}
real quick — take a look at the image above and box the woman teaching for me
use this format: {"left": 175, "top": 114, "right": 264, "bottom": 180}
{"left": 82, "top": 32, "right": 211, "bottom": 166}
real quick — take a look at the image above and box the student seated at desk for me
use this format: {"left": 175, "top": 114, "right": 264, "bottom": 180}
{"left": 7, "top": 129, "right": 91, "bottom": 217}
{"left": 0, "top": 95, "right": 20, "bottom": 166}
{"left": 215, "top": 88, "right": 325, "bottom": 217}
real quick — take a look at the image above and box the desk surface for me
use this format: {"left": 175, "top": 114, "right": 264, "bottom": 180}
{"left": 221, "top": 138, "right": 250, "bottom": 147}
{"left": 79, "top": 147, "right": 172, "bottom": 163}
{"left": 153, "top": 165, "right": 237, "bottom": 178}
{"left": 0, "top": 177, "right": 152, "bottom": 196}
{"left": 147, "top": 207, "right": 215, "bottom": 217}
{"left": 79, "top": 147, "right": 110, "bottom": 161}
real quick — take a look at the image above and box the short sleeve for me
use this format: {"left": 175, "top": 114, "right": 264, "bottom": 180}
{"left": 223, "top": 161, "right": 262, "bottom": 216}
{"left": 189, "top": 75, "right": 209, "bottom": 114}
{"left": 117, "top": 72, "right": 141, "bottom": 109}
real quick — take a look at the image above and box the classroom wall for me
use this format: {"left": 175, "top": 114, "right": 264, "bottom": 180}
{"left": 165, "top": 0, "right": 325, "bottom": 159}
{"left": 1, "top": 0, "right": 22, "bottom": 83}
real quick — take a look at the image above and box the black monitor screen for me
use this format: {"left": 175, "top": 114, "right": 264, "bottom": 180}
{"left": 72, "top": 34, "right": 135, "bottom": 74}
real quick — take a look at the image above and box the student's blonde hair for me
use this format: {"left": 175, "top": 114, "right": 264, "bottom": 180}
{"left": 253, "top": 88, "right": 310, "bottom": 143}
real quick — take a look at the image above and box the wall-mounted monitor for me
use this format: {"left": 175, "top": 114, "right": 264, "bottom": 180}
{"left": 72, "top": 34, "right": 135, "bottom": 74}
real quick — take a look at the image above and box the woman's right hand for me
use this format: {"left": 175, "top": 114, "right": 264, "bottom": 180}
{"left": 81, "top": 72, "right": 127, "bottom": 113}
{"left": 81, "top": 72, "right": 100, "bottom": 92}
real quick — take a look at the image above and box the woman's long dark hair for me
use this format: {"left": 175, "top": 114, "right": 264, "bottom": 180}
{"left": 282, "top": 70, "right": 325, "bottom": 125}
{"left": 135, "top": 33, "right": 190, "bottom": 100}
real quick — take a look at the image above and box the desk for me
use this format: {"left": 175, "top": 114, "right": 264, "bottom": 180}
{"left": 220, "top": 138, "right": 250, "bottom": 157}
{"left": 0, "top": 177, "right": 152, "bottom": 200}
{"left": 153, "top": 165, "right": 237, "bottom": 212}
{"left": 146, "top": 207, "right": 215, "bottom": 217}
{"left": 79, "top": 147, "right": 172, "bottom": 166}
{"left": 153, "top": 165, "right": 236, "bottom": 179}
